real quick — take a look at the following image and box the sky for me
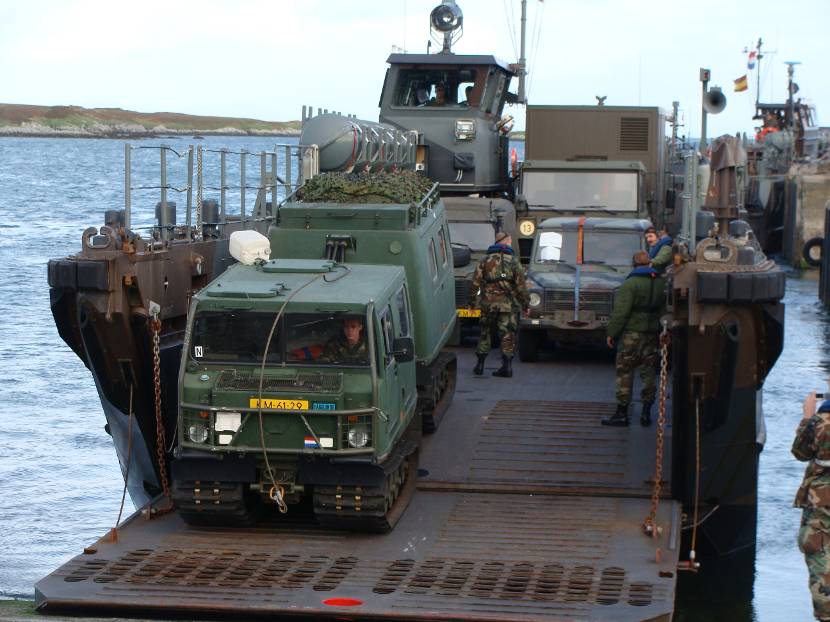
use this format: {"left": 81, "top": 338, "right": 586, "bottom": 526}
{"left": 1, "top": 0, "right": 828, "bottom": 137}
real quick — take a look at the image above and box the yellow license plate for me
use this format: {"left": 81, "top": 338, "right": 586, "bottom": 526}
{"left": 249, "top": 398, "right": 309, "bottom": 410}
{"left": 457, "top": 308, "right": 481, "bottom": 318}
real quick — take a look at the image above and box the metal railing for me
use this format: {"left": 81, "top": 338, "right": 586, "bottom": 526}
{"left": 124, "top": 143, "right": 319, "bottom": 242}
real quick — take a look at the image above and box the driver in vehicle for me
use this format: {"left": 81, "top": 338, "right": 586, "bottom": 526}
{"left": 321, "top": 318, "right": 368, "bottom": 364}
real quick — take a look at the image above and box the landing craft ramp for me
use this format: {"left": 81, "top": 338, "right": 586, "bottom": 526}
{"left": 35, "top": 349, "right": 680, "bottom": 621}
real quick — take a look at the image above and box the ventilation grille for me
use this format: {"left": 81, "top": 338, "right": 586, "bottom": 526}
{"left": 619, "top": 117, "right": 649, "bottom": 151}
{"left": 216, "top": 370, "right": 342, "bottom": 393}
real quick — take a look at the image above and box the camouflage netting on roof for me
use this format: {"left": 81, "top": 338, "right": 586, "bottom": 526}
{"left": 297, "top": 171, "right": 435, "bottom": 204}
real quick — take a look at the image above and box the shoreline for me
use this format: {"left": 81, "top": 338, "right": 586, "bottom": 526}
{"left": 0, "top": 128, "right": 301, "bottom": 139}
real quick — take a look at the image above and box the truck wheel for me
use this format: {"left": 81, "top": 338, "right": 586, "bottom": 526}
{"left": 803, "top": 237, "right": 823, "bottom": 267}
{"left": 517, "top": 329, "right": 541, "bottom": 362}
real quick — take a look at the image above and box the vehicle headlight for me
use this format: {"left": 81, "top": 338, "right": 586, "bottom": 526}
{"left": 188, "top": 423, "right": 209, "bottom": 444}
{"left": 455, "top": 119, "right": 476, "bottom": 141}
{"left": 347, "top": 426, "right": 370, "bottom": 448}
{"left": 529, "top": 292, "right": 542, "bottom": 307}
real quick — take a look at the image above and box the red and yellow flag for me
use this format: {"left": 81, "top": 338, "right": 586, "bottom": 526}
{"left": 734, "top": 75, "right": 748, "bottom": 92}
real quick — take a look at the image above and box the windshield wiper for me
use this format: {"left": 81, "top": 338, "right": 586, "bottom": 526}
{"left": 574, "top": 205, "right": 613, "bottom": 215}
{"left": 582, "top": 259, "right": 607, "bottom": 265}
{"left": 528, "top": 204, "right": 564, "bottom": 212}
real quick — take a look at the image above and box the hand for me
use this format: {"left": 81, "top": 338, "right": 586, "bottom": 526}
{"left": 606, "top": 336, "right": 614, "bottom": 349}
{"left": 804, "top": 391, "right": 818, "bottom": 420}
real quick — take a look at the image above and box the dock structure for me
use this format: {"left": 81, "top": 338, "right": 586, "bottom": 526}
{"left": 35, "top": 349, "right": 679, "bottom": 621}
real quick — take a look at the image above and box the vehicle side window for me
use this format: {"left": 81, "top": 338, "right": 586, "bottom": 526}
{"left": 437, "top": 227, "right": 448, "bottom": 266}
{"left": 428, "top": 239, "right": 438, "bottom": 280}
{"left": 395, "top": 285, "right": 411, "bottom": 337}
{"left": 380, "top": 306, "right": 394, "bottom": 365}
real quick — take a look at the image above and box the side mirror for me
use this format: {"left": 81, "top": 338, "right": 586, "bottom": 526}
{"left": 392, "top": 337, "right": 415, "bottom": 363}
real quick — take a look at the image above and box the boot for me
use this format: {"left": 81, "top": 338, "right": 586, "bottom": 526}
{"left": 473, "top": 352, "right": 487, "bottom": 376}
{"left": 492, "top": 355, "right": 513, "bottom": 378}
{"left": 602, "top": 403, "right": 629, "bottom": 427}
{"left": 640, "top": 402, "right": 653, "bottom": 427}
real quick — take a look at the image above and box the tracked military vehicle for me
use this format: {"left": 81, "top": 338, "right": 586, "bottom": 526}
{"left": 171, "top": 175, "right": 457, "bottom": 530}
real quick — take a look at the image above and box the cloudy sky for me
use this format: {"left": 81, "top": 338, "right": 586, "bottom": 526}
{"left": 1, "top": 0, "right": 827, "bottom": 136}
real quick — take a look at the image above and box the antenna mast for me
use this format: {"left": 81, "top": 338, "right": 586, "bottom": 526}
{"left": 517, "top": 0, "right": 528, "bottom": 104}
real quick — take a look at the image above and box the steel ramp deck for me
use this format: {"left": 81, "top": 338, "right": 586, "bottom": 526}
{"left": 36, "top": 350, "right": 679, "bottom": 620}
{"left": 35, "top": 492, "right": 679, "bottom": 621}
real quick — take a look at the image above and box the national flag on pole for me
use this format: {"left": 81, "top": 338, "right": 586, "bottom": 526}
{"left": 747, "top": 50, "right": 757, "bottom": 70}
{"left": 734, "top": 75, "right": 748, "bottom": 92}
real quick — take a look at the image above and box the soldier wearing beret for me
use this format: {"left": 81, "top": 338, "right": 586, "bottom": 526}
{"left": 470, "top": 232, "right": 529, "bottom": 378}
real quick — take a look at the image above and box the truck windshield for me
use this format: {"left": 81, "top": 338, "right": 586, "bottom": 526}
{"left": 191, "top": 310, "right": 283, "bottom": 365}
{"left": 523, "top": 171, "right": 638, "bottom": 213}
{"left": 190, "top": 311, "right": 370, "bottom": 367}
{"left": 285, "top": 314, "right": 370, "bottom": 366}
{"left": 448, "top": 222, "right": 495, "bottom": 251}
{"left": 535, "top": 230, "right": 642, "bottom": 267}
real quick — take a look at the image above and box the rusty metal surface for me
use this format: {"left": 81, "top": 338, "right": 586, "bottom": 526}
{"left": 36, "top": 491, "right": 678, "bottom": 621}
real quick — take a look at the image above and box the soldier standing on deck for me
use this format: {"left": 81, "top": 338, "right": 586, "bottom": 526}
{"left": 470, "top": 232, "right": 529, "bottom": 378}
{"left": 645, "top": 226, "right": 673, "bottom": 274}
{"left": 602, "top": 250, "right": 665, "bottom": 427}
{"left": 793, "top": 391, "right": 830, "bottom": 622}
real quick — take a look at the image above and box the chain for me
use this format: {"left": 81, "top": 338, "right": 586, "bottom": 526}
{"left": 644, "top": 320, "right": 670, "bottom": 537}
{"left": 150, "top": 311, "right": 173, "bottom": 515}
{"left": 196, "top": 146, "right": 203, "bottom": 240}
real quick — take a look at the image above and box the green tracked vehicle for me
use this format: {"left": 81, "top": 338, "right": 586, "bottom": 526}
{"left": 171, "top": 176, "right": 457, "bottom": 531}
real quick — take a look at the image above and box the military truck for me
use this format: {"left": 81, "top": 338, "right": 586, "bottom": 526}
{"left": 443, "top": 197, "right": 516, "bottom": 344}
{"left": 519, "top": 216, "right": 651, "bottom": 361}
{"left": 514, "top": 105, "right": 668, "bottom": 260}
{"left": 171, "top": 176, "right": 457, "bottom": 531}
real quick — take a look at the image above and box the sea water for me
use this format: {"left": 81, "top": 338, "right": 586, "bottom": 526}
{"left": 0, "top": 136, "right": 822, "bottom": 621}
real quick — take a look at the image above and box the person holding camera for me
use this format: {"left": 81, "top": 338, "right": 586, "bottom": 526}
{"left": 793, "top": 391, "right": 830, "bottom": 622}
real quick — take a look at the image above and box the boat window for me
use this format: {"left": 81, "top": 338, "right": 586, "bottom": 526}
{"left": 448, "top": 222, "right": 495, "bottom": 251}
{"left": 428, "top": 239, "right": 438, "bottom": 279}
{"left": 394, "top": 67, "right": 481, "bottom": 108}
{"left": 285, "top": 313, "right": 370, "bottom": 366}
{"left": 522, "top": 171, "right": 639, "bottom": 213}
{"left": 190, "top": 311, "right": 283, "bottom": 365}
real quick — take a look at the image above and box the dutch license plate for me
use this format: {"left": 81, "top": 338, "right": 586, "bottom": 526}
{"left": 249, "top": 398, "right": 309, "bottom": 410}
{"left": 457, "top": 308, "right": 481, "bottom": 318}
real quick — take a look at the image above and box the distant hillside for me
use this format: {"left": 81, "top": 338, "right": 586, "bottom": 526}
{"left": 0, "top": 104, "right": 301, "bottom": 137}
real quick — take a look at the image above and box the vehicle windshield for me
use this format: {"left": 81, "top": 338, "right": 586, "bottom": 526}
{"left": 190, "top": 310, "right": 283, "bottom": 365}
{"left": 522, "top": 171, "right": 638, "bottom": 212}
{"left": 285, "top": 313, "right": 370, "bottom": 366}
{"left": 448, "top": 222, "right": 495, "bottom": 251}
{"left": 535, "top": 229, "right": 642, "bottom": 268}
{"left": 190, "top": 311, "right": 370, "bottom": 367}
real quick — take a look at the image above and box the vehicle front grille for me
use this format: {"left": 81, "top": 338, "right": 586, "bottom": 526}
{"left": 216, "top": 370, "right": 343, "bottom": 393}
{"left": 455, "top": 276, "right": 472, "bottom": 307}
{"left": 543, "top": 288, "right": 613, "bottom": 314}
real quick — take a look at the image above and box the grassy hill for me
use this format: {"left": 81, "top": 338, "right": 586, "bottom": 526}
{"left": 0, "top": 103, "right": 301, "bottom": 137}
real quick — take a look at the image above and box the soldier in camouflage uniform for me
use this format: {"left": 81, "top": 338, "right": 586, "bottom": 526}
{"left": 321, "top": 318, "right": 369, "bottom": 365}
{"left": 793, "top": 391, "right": 830, "bottom": 622}
{"left": 602, "top": 250, "right": 665, "bottom": 427}
{"left": 470, "top": 232, "right": 529, "bottom": 378}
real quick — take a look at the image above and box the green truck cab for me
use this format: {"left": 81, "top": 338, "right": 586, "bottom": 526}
{"left": 518, "top": 216, "right": 651, "bottom": 361}
{"left": 171, "top": 177, "right": 457, "bottom": 531}
{"left": 515, "top": 160, "right": 647, "bottom": 260}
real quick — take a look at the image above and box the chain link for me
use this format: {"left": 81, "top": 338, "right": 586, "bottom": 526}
{"left": 150, "top": 314, "right": 173, "bottom": 514}
{"left": 196, "top": 146, "right": 203, "bottom": 240}
{"left": 644, "top": 321, "right": 670, "bottom": 536}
